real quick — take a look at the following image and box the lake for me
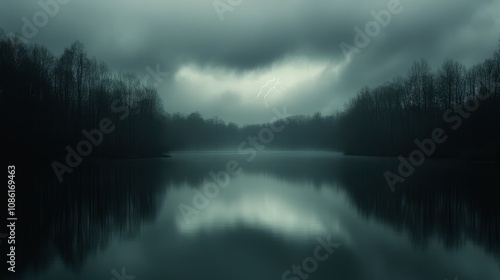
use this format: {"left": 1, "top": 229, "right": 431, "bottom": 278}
{"left": 9, "top": 151, "right": 500, "bottom": 280}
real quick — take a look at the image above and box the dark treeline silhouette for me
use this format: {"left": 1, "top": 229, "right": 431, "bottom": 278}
{"left": 336, "top": 46, "right": 500, "bottom": 159}
{"left": 0, "top": 160, "right": 169, "bottom": 280}
{"left": 0, "top": 31, "right": 169, "bottom": 163}
{"left": 3, "top": 30, "right": 500, "bottom": 163}
{"left": 0, "top": 32, "right": 336, "bottom": 162}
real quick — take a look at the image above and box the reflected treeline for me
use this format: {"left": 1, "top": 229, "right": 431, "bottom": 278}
{"left": 242, "top": 154, "right": 500, "bottom": 260}
{"left": 2, "top": 155, "right": 499, "bottom": 279}
{"left": 0, "top": 160, "right": 172, "bottom": 279}
{"left": 0, "top": 156, "right": 263, "bottom": 279}
{"left": 159, "top": 154, "right": 500, "bottom": 260}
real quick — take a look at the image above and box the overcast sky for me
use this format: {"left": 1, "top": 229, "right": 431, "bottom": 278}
{"left": 1, "top": 0, "right": 500, "bottom": 124}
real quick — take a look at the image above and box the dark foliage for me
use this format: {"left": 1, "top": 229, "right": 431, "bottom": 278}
{"left": 0, "top": 33, "right": 169, "bottom": 162}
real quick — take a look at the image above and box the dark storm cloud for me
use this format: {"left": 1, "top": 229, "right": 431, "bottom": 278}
{"left": 1, "top": 0, "right": 499, "bottom": 123}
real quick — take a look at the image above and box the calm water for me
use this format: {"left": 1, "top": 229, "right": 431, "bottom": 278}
{"left": 7, "top": 152, "right": 500, "bottom": 280}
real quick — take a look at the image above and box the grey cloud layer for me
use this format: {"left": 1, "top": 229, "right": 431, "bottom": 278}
{"left": 1, "top": 0, "right": 499, "bottom": 124}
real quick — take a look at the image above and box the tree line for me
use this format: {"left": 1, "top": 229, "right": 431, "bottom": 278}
{"left": 1, "top": 31, "right": 169, "bottom": 163}
{"left": 2, "top": 29, "right": 500, "bottom": 161}
{"left": 336, "top": 44, "right": 500, "bottom": 159}
{"left": 163, "top": 111, "right": 337, "bottom": 151}
{"left": 0, "top": 31, "right": 339, "bottom": 160}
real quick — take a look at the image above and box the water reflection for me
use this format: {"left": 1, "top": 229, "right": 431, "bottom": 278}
{"left": 6, "top": 152, "right": 500, "bottom": 280}
{"left": 173, "top": 175, "right": 345, "bottom": 240}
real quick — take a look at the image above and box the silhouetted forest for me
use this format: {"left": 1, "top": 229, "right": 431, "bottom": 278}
{"left": 0, "top": 31, "right": 169, "bottom": 163}
{"left": 2, "top": 30, "right": 500, "bottom": 162}
{"left": 0, "top": 32, "right": 335, "bottom": 163}
{"left": 336, "top": 47, "right": 500, "bottom": 159}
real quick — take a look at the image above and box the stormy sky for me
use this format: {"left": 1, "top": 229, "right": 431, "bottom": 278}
{"left": 1, "top": 0, "right": 499, "bottom": 124}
